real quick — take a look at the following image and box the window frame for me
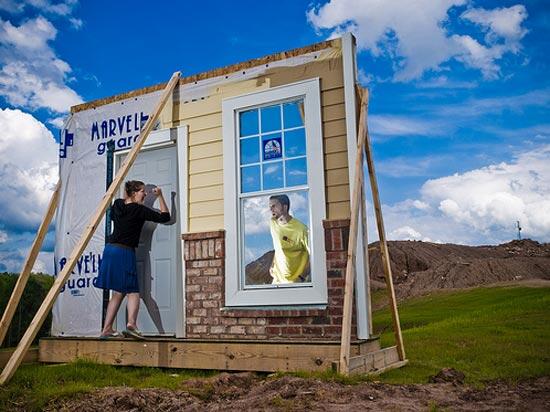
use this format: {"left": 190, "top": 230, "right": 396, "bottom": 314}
{"left": 223, "top": 78, "right": 327, "bottom": 307}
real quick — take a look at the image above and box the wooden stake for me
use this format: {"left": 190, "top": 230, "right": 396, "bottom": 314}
{"left": 339, "top": 88, "right": 368, "bottom": 375}
{"left": 363, "top": 100, "right": 406, "bottom": 361}
{"left": 0, "top": 180, "right": 60, "bottom": 347}
{"left": 0, "top": 71, "right": 181, "bottom": 385}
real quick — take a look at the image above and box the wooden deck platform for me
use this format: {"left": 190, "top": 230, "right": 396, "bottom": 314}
{"left": 39, "top": 337, "right": 399, "bottom": 373}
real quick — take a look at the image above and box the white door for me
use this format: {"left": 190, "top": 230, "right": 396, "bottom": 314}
{"left": 116, "top": 144, "right": 180, "bottom": 336}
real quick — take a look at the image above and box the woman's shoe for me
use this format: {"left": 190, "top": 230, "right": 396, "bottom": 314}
{"left": 123, "top": 326, "right": 144, "bottom": 340}
{"left": 99, "top": 331, "right": 121, "bottom": 340}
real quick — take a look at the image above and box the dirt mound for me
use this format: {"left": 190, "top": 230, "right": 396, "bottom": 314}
{"left": 368, "top": 239, "right": 550, "bottom": 300}
{"left": 46, "top": 374, "right": 550, "bottom": 411}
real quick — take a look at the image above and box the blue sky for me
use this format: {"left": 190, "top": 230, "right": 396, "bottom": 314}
{"left": 0, "top": 0, "right": 548, "bottom": 274}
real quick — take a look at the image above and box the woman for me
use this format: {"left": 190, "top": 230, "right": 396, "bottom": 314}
{"left": 96, "top": 180, "right": 170, "bottom": 339}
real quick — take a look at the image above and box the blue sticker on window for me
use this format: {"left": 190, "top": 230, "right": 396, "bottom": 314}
{"left": 263, "top": 137, "right": 282, "bottom": 160}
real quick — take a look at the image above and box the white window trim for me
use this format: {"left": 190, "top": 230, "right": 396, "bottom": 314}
{"left": 223, "top": 78, "right": 327, "bottom": 307}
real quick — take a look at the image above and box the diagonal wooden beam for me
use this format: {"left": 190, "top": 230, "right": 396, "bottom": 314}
{"left": 363, "top": 96, "right": 406, "bottom": 362}
{"left": 0, "top": 71, "right": 181, "bottom": 385}
{"left": 339, "top": 88, "right": 369, "bottom": 375}
{"left": 0, "top": 180, "right": 60, "bottom": 346}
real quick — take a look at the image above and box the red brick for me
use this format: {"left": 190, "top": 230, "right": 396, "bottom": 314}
{"left": 192, "top": 309, "right": 207, "bottom": 317}
{"left": 280, "top": 326, "right": 301, "bottom": 335}
{"left": 302, "top": 326, "right": 323, "bottom": 335}
{"left": 221, "top": 317, "right": 237, "bottom": 325}
{"left": 332, "top": 229, "right": 342, "bottom": 251}
{"left": 202, "top": 317, "right": 220, "bottom": 326}
{"left": 208, "top": 239, "right": 215, "bottom": 257}
{"left": 215, "top": 239, "right": 224, "bottom": 258}
{"left": 207, "top": 276, "right": 223, "bottom": 285}
{"left": 228, "top": 325, "right": 246, "bottom": 334}
{"left": 267, "top": 317, "right": 288, "bottom": 325}
{"left": 329, "top": 278, "right": 345, "bottom": 288}
{"left": 186, "top": 268, "right": 200, "bottom": 276}
{"left": 265, "top": 326, "right": 282, "bottom": 336}
{"left": 323, "top": 326, "right": 342, "bottom": 336}
{"left": 192, "top": 325, "right": 208, "bottom": 334}
{"left": 255, "top": 318, "right": 267, "bottom": 325}
{"left": 209, "top": 259, "right": 223, "bottom": 267}
{"left": 202, "top": 300, "right": 218, "bottom": 308}
{"left": 289, "top": 317, "right": 312, "bottom": 325}
{"left": 186, "top": 284, "right": 201, "bottom": 292}
{"left": 246, "top": 326, "right": 266, "bottom": 335}
{"left": 187, "top": 317, "right": 201, "bottom": 325}
{"left": 210, "top": 326, "right": 225, "bottom": 334}
{"left": 237, "top": 318, "right": 255, "bottom": 325}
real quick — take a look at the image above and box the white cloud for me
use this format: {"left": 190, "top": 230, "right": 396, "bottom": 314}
{"left": 461, "top": 5, "right": 528, "bottom": 46}
{"left": 370, "top": 115, "right": 444, "bottom": 137}
{"left": 0, "top": 0, "right": 78, "bottom": 16}
{"left": 373, "top": 145, "right": 550, "bottom": 245}
{"left": 422, "top": 146, "right": 550, "bottom": 238}
{"left": 0, "top": 230, "right": 7, "bottom": 244}
{"left": 0, "top": 108, "right": 58, "bottom": 231}
{"left": 390, "top": 226, "right": 432, "bottom": 242}
{"left": 32, "top": 251, "right": 54, "bottom": 274}
{"left": 0, "top": 16, "right": 82, "bottom": 112}
{"left": 307, "top": 1, "right": 528, "bottom": 81}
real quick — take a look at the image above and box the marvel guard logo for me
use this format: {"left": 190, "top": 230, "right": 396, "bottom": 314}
{"left": 263, "top": 137, "right": 282, "bottom": 160}
{"left": 57, "top": 251, "right": 102, "bottom": 295}
{"left": 91, "top": 112, "right": 150, "bottom": 155}
{"left": 59, "top": 129, "right": 74, "bottom": 159}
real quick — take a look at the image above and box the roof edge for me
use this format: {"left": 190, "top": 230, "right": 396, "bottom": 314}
{"left": 71, "top": 38, "right": 340, "bottom": 114}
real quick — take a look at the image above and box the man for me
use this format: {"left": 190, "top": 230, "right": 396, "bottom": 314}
{"left": 268, "top": 194, "right": 310, "bottom": 284}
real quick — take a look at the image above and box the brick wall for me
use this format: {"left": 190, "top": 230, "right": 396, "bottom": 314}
{"left": 182, "top": 219, "right": 356, "bottom": 341}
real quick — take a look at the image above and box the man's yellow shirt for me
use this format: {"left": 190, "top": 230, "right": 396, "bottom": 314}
{"left": 269, "top": 217, "right": 310, "bottom": 284}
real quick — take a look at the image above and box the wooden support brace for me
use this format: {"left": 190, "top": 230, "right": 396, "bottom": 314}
{"left": 0, "top": 71, "right": 181, "bottom": 385}
{"left": 363, "top": 96, "right": 406, "bottom": 361}
{"left": 0, "top": 180, "right": 60, "bottom": 346}
{"left": 339, "top": 88, "right": 369, "bottom": 375}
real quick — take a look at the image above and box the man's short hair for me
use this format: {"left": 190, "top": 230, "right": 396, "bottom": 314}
{"left": 269, "top": 194, "right": 290, "bottom": 211}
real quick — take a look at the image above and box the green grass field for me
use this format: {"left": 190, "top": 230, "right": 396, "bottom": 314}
{"left": 0, "top": 285, "right": 547, "bottom": 410}
{"left": 373, "top": 285, "right": 550, "bottom": 384}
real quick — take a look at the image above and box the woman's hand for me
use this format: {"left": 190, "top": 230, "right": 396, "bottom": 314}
{"left": 152, "top": 187, "right": 163, "bottom": 197}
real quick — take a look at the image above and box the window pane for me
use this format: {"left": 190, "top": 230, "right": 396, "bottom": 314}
{"left": 239, "top": 109, "right": 258, "bottom": 137}
{"left": 242, "top": 191, "right": 311, "bottom": 286}
{"left": 283, "top": 101, "right": 304, "bottom": 128}
{"left": 285, "top": 157, "right": 308, "bottom": 186}
{"left": 240, "top": 137, "right": 259, "bottom": 165}
{"left": 262, "top": 161, "right": 283, "bottom": 190}
{"left": 262, "top": 133, "right": 282, "bottom": 161}
{"left": 241, "top": 165, "right": 261, "bottom": 193}
{"left": 260, "top": 105, "right": 281, "bottom": 133}
{"left": 284, "top": 128, "right": 306, "bottom": 157}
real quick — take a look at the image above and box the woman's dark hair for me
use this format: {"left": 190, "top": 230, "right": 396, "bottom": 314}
{"left": 125, "top": 180, "right": 145, "bottom": 196}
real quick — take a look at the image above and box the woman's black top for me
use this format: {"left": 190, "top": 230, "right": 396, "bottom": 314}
{"left": 108, "top": 199, "right": 170, "bottom": 248}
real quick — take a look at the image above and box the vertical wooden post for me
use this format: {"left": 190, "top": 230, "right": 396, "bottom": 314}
{"left": 339, "top": 88, "right": 368, "bottom": 374}
{"left": 0, "top": 180, "right": 60, "bottom": 347}
{"left": 359, "top": 180, "right": 372, "bottom": 336}
{"left": 0, "top": 71, "right": 181, "bottom": 385}
{"left": 363, "top": 104, "right": 406, "bottom": 361}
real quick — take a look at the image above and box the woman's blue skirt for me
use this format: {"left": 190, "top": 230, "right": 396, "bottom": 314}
{"left": 95, "top": 244, "right": 139, "bottom": 293}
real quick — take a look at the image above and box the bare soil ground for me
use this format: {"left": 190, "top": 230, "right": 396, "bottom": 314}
{"left": 47, "top": 372, "right": 550, "bottom": 411}
{"left": 368, "top": 239, "right": 550, "bottom": 302}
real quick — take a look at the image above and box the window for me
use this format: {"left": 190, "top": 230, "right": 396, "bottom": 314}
{"left": 223, "top": 79, "right": 327, "bottom": 307}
